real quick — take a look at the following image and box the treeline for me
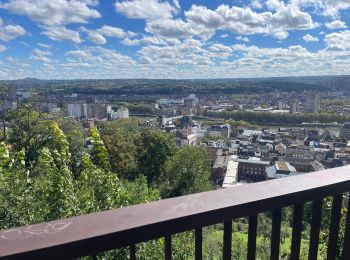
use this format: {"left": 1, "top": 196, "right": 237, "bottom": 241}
{"left": 206, "top": 110, "right": 350, "bottom": 124}
{"left": 0, "top": 104, "right": 212, "bottom": 258}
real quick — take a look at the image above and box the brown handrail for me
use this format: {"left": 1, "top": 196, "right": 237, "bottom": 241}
{"left": 1, "top": 166, "right": 350, "bottom": 259}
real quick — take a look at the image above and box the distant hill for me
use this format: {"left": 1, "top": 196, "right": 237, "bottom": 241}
{"left": 1, "top": 75, "right": 350, "bottom": 95}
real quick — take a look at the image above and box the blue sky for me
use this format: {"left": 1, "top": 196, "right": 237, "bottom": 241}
{"left": 0, "top": 0, "right": 350, "bottom": 79}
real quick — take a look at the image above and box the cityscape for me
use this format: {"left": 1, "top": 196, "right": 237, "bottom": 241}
{"left": 2, "top": 0, "right": 350, "bottom": 259}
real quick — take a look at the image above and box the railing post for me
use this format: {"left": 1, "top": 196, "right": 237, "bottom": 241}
{"left": 270, "top": 209, "right": 282, "bottom": 260}
{"left": 342, "top": 194, "right": 350, "bottom": 260}
{"left": 308, "top": 199, "right": 323, "bottom": 260}
{"left": 223, "top": 221, "right": 232, "bottom": 260}
{"left": 130, "top": 244, "right": 136, "bottom": 260}
{"left": 195, "top": 228, "right": 203, "bottom": 260}
{"left": 291, "top": 204, "right": 303, "bottom": 260}
{"left": 247, "top": 214, "right": 258, "bottom": 260}
{"left": 327, "top": 194, "right": 343, "bottom": 260}
{"left": 165, "top": 235, "right": 172, "bottom": 260}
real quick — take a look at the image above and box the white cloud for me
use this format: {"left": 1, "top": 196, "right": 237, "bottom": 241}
{"left": 82, "top": 25, "right": 133, "bottom": 45}
{"left": 0, "top": 18, "right": 25, "bottom": 41}
{"left": 251, "top": 0, "right": 263, "bottom": 9}
{"left": 235, "top": 36, "right": 250, "bottom": 42}
{"left": 325, "top": 30, "right": 350, "bottom": 50}
{"left": 41, "top": 26, "right": 82, "bottom": 44}
{"left": 273, "top": 31, "right": 289, "bottom": 40}
{"left": 98, "top": 25, "right": 126, "bottom": 38}
{"left": 303, "top": 33, "right": 319, "bottom": 42}
{"left": 30, "top": 48, "right": 52, "bottom": 63}
{"left": 0, "top": 0, "right": 100, "bottom": 27}
{"left": 292, "top": 0, "right": 350, "bottom": 17}
{"left": 37, "top": 43, "right": 52, "bottom": 48}
{"left": 0, "top": 44, "right": 6, "bottom": 52}
{"left": 122, "top": 35, "right": 179, "bottom": 46}
{"left": 115, "top": 0, "right": 178, "bottom": 20}
{"left": 181, "top": 3, "right": 318, "bottom": 40}
{"left": 220, "top": 34, "right": 228, "bottom": 38}
{"left": 325, "top": 20, "right": 347, "bottom": 30}
{"left": 87, "top": 31, "right": 107, "bottom": 45}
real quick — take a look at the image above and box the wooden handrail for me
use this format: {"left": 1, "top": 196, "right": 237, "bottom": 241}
{"left": 1, "top": 166, "right": 350, "bottom": 259}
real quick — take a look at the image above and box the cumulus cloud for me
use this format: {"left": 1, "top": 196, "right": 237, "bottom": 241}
{"left": 115, "top": 0, "right": 178, "bottom": 20}
{"left": 0, "top": 0, "right": 100, "bottom": 27}
{"left": 325, "top": 20, "right": 347, "bottom": 30}
{"left": 122, "top": 35, "right": 179, "bottom": 46}
{"left": 41, "top": 26, "right": 82, "bottom": 44}
{"left": 147, "top": 3, "right": 319, "bottom": 41}
{"left": 303, "top": 33, "right": 319, "bottom": 42}
{"left": 235, "top": 36, "right": 250, "bottom": 42}
{"left": 292, "top": 0, "right": 350, "bottom": 17}
{"left": 325, "top": 30, "right": 350, "bottom": 50}
{"left": 0, "top": 0, "right": 101, "bottom": 44}
{"left": 0, "top": 18, "right": 25, "bottom": 41}
{"left": 0, "top": 44, "right": 6, "bottom": 52}
{"left": 82, "top": 25, "right": 134, "bottom": 45}
{"left": 30, "top": 48, "right": 52, "bottom": 63}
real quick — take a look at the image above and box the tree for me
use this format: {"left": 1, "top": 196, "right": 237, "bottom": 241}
{"left": 88, "top": 127, "right": 111, "bottom": 172}
{"left": 57, "top": 117, "right": 87, "bottom": 176}
{"left": 8, "top": 105, "right": 51, "bottom": 174}
{"left": 99, "top": 119, "right": 141, "bottom": 179}
{"left": 138, "top": 129, "right": 176, "bottom": 185}
{"left": 0, "top": 85, "right": 11, "bottom": 141}
{"left": 160, "top": 146, "right": 212, "bottom": 198}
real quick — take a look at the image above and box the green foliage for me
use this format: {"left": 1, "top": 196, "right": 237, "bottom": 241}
{"left": 126, "top": 102, "right": 155, "bottom": 115}
{"left": 138, "top": 128, "right": 176, "bottom": 184}
{"left": 207, "top": 110, "right": 350, "bottom": 124}
{"left": 88, "top": 127, "right": 111, "bottom": 171}
{"left": 57, "top": 117, "right": 87, "bottom": 175}
{"left": 99, "top": 119, "right": 140, "bottom": 178}
{"left": 160, "top": 146, "right": 212, "bottom": 198}
{"left": 8, "top": 105, "right": 51, "bottom": 173}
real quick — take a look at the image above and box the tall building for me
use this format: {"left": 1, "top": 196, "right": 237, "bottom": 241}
{"left": 289, "top": 93, "right": 299, "bottom": 114}
{"left": 289, "top": 99, "right": 299, "bottom": 114}
{"left": 67, "top": 103, "right": 84, "bottom": 118}
{"left": 305, "top": 92, "right": 320, "bottom": 113}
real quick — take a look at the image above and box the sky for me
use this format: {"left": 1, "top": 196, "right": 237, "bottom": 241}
{"left": 0, "top": 0, "right": 350, "bottom": 80}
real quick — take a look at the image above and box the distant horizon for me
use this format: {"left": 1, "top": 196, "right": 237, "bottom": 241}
{"left": 3, "top": 73, "right": 350, "bottom": 82}
{"left": 1, "top": 0, "right": 350, "bottom": 79}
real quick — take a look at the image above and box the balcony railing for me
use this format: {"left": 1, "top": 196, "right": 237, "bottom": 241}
{"left": 1, "top": 166, "right": 350, "bottom": 259}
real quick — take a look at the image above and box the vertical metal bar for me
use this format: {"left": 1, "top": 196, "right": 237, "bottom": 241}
{"left": 165, "top": 235, "right": 172, "bottom": 260}
{"left": 308, "top": 199, "right": 323, "bottom": 260}
{"left": 130, "top": 244, "right": 136, "bottom": 260}
{"left": 291, "top": 204, "right": 304, "bottom": 260}
{"left": 195, "top": 228, "right": 202, "bottom": 260}
{"left": 270, "top": 209, "right": 282, "bottom": 260}
{"left": 247, "top": 214, "right": 258, "bottom": 260}
{"left": 223, "top": 221, "right": 232, "bottom": 260}
{"left": 342, "top": 194, "right": 350, "bottom": 260}
{"left": 327, "top": 194, "right": 343, "bottom": 260}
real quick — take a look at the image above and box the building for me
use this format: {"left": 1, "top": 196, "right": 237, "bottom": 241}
{"left": 340, "top": 123, "right": 350, "bottom": 140}
{"left": 266, "top": 161, "right": 297, "bottom": 179}
{"left": 183, "top": 94, "right": 198, "bottom": 108}
{"left": 237, "top": 158, "right": 270, "bottom": 182}
{"left": 108, "top": 106, "right": 129, "bottom": 120}
{"left": 289, "top": 99, "right": 299, "bottom": 114}
{"left": 305, "top": 92, "right": 320, "bottom": 113}
{"left": 176, "top": 116, "right": 197, "bottom": 146}
{"left": 208, "top": 124, "right": 231, "bottom": 139}
{"left": 222, "top": 155, "right": 239, "bottom": 188}
{"left": 67, "top": 103, "right": 87, "bottom": 118}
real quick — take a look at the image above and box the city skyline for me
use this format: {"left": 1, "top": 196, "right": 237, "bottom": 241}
{"left": 0, "top": 0, "right": 350, "bottom": 79}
